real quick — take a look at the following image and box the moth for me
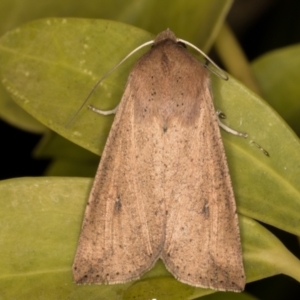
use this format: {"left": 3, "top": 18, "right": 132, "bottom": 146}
{"left": 73, "top": 29, "right": 246, "bottom": 292}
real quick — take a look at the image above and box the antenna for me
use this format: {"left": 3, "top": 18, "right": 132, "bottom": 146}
{"left": 66, "top": 40, "right": 154, "bottom": 127}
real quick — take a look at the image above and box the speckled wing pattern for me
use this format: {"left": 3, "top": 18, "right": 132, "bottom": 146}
{"left": 73, "top": 29, "right": 245, "bottom": 292}
{"left": 72, "top": 75, "right": 166, "bottom": 284}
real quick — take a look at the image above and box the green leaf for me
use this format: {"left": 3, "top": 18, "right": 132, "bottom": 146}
{"left": 0, "top": 19, "right": 154, "bottom": 154}
{"left": 33, "top": 131, "right": 99, "bottom": 176}
{"left": 114, "top": 0, "right": 233, "bottom": 50}
{"left": 0, "top": 0, "right": 232, "bottom": 132}
{"left": 212, "top": 75, "right": 300, "bottom": 236}
{"left": 1, "top": 17, "right": 300, "bottom": 298}
{"left": 0, "top": 0, "right": 232, "bottom": 43}
{"left": 1, "top": 177, "right": 299, "bottom": 299}
{"left": 251, "top": 44, "right": 300, "bottom": 135}
{"left": 0, "top": 86, "right": 46, "bottom": 133}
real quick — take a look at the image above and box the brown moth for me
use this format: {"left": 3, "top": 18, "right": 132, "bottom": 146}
{"left": 73, "top": 29, "right": 246, "bottom": 292}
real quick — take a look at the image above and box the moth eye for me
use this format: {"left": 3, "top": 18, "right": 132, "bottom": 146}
{"left": 177, "top": 41, "right": 187, "bottom": 48}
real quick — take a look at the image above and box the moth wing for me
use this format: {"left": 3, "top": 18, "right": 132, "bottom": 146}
{"left": 73, "top": 78, "right": 165, "bottom": 284}
{"left": 161, "top": 84, "right": 245, "bottom": 291}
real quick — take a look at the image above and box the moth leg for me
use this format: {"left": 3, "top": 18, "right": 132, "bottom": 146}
{"left": 250, "top": 140, "right": 269, "bottom": 156}
{"left": 216, "top": 110, "right": 226, "bottom": 119}
{"left": 88, "top": 104, "right": 119, "bottom": 115}
{"left": 216, "top": 110, "right": 248, "bottom": 138}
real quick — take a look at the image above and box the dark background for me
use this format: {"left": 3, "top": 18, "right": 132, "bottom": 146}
{"left": 1, "top": 0, "right": 300, "bottom": 299}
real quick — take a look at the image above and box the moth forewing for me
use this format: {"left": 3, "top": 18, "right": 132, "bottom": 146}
{"left": 73, "top": 29, "right": 245, "bottom": 292}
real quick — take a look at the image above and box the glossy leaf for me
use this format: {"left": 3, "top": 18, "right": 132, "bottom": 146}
{"left": 251, "top": 44, "right": 300, "bottom": 135}
{"left": 0, "top": 0, "right": 232, "bottom": 132}
{"left": 0, "top": 177, "right": 299, "bottom": 299}
{"left": 1, "top": 16, "right": 300, "bottom": 299}
{"left": 0, "top": 18, "right": 300, "bottom": 241}
{"left": 0, "top": 90, "right": 46, "bottom": 133}
{"left": 0, "top": 19, "right": 153, "bottom": 154}
{"left": 34, "top": 132, "right": 99, "bottom": 176}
